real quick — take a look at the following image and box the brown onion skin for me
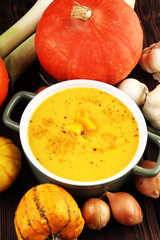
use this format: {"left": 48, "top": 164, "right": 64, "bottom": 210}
{"left": 134, "top": 160, "right": 160, "bottom": 199}
{"left": 81, "top": 198, "right": 111, "bottom": 230}
{"left": 106, "top": 191, "right": 143, "bottom": 226}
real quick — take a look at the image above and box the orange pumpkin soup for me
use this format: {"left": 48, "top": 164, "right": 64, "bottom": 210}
{"left": 28, "top": 87, "right": 139, "bottom": 182}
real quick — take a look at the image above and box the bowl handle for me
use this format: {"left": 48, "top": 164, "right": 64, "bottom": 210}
{"left": 3, "top": 91, "right": 36, "bottom": 132}
{"left": 133, "top": 130, "right": 160, "bottom": 177}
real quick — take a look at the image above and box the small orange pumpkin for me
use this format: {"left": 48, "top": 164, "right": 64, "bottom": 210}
{"left": 14, "top": 183, "right": 84, "bottom": 240}
{"left": 0, "top": 137, "right": 22, "bottom": 193}
{"left": 0, "top": 57, "right": 9, "bottom": 107}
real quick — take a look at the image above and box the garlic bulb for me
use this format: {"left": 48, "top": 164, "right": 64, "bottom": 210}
{"left": 139, "top": 42, "right": 160, "bottom": 82}
{"left": 142, "top": 84, "right": 160, "bottom": 130}
{"left": 118, "top": 78, "right": 149, "bottom": 107}
{"left": 125, "top": 0, "right": 136, "bottom": 8}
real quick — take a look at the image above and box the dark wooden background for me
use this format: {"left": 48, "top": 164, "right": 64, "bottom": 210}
{"left": 0, "top": 0, "right": 160, "bottom": 239}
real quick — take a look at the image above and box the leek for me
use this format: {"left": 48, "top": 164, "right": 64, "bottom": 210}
{"left": 3, "top": 34, "right": 37, "bottom": 84}
{"left": 0, "top": 0, "right": 53, "bottom": 59}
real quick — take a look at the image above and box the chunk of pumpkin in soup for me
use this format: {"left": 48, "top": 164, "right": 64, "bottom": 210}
{"left": 28, "top": 87, "right": 139, "bottom": 182}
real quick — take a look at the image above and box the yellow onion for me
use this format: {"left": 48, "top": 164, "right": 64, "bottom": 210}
{"left": 134, "top": 160, "right": 160, "bottom": 198}
{"left": 106, "top": 191, "right": 143, "bottom": 226}
{"left": 81, "top": 198, "right": 111, "bottom": 230}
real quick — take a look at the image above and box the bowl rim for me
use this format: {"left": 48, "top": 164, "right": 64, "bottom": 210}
{"left": 20, "top": 79, "right": 148, "bottom": 187}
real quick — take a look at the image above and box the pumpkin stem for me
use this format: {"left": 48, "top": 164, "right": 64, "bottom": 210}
{"left": 49, "top": 233, "right": 61, "bottom": 240}
{"left": 71, "top": 5, "right": 92, "bottom": 21}
{"left": 53, "top": 237, "right": 60, "bottom": 240}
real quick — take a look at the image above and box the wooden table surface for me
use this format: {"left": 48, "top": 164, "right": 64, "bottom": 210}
{"left": 0, "top": 0, "right": 160, "bottom": 239}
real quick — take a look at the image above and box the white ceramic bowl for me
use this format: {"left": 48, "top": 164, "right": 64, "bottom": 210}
{"left": 3, "top": 79, "right": 148, "bottom": 198}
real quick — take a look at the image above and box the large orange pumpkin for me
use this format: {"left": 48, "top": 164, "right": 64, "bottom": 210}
{"left": 35, "top": 0, "right": 143, "bottom": 85}
{"left": 14, "top": 184, "right": 84, "bottom": 240}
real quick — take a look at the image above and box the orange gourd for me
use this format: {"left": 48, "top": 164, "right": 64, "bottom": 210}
{"left": 0, "top": 137, "right": 22, "bottom": 193}
{"left": 35, "top": 0, "right": 143, "bottom": 85}
{"left": 14, "top": 183, "right": 84, "bottom": 240}
{"left": 0, "top": 57, "right": 9, "bottom": 106}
